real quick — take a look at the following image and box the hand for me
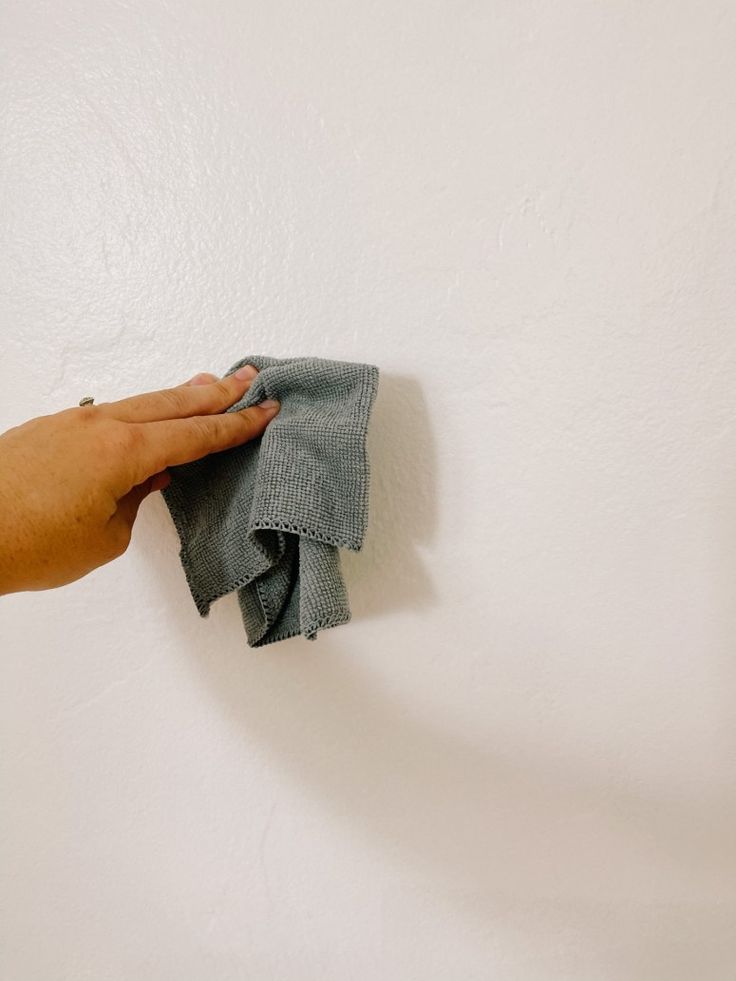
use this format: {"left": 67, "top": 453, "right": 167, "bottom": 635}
{"left": 0, "top": 366, "right": 280, "bottom": 595}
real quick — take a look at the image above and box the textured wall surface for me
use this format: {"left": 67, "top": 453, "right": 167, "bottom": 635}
{"left": 2, "top": 2, "right": 736, "bottom": 978}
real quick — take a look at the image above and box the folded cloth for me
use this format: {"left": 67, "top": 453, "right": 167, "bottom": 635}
{"left": 161, "top": 355, "right": 380, "bottom": 647}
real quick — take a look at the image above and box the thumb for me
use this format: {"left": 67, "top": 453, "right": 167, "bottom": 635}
{"left": 115, "top": 470, "right": 171, "bottom": 529}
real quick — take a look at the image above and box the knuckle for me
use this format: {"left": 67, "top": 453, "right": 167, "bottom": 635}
{"left": 193, "top": 416, "right": 220, "bottom": 447}
{"left": 213, "top": 378, "right": 235, "bottom": 404}
{"left": 161, "top": 387, "right": 191, "bottom": 415}
{"left": 110, "top": 424, "right": 148, "bottom": 467}
{"left": 211, "top": 415, "right": 233, "bottom": 445}
{"left": 120, "top": 422, "right": 146, "bottom": 451}
{"left": 236, "top": 409, "right": 261, "bottom": 439}
{"left": 72, "top": 404, "right": 99, "bottom": 425}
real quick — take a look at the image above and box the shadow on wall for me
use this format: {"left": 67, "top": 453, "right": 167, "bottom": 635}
{"left": 141, "top": 372, "right": 736, "bottom": 977}
{"left": 342, "top": 371, "right": 438, "bottom": 620}
{"left": 153, "top": 610, "right": 736, "bottom": 975}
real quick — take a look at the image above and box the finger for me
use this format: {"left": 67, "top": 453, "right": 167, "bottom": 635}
{"left": 185, "top": 372, "right": 219, "bottom": 387}
{"left": 149, "top": 470, "right": 172, "bottom": 492}
{"left": 129, "top": 400, "right": 281, "bottom": 482}
{"left": 113, "top": 470, "right": 170, "bottom": 530}
{"left": 114, "top": 475, "right": 157, "bottom": 529}
{"left": 96, "top": 365, "right": 259, "bottom": 423}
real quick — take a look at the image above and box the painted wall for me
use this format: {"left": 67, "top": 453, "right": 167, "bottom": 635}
{"left": 2, "top": 2, "right": 736, "bottom": 977}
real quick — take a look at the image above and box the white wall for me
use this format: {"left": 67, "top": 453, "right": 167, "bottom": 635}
{"left": 2, "top": 2, "right": 736, "bottom": 977}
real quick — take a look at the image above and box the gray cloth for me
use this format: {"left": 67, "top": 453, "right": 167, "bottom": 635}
{"left": 161, "top": 355, "right": 380, "bottom": 647}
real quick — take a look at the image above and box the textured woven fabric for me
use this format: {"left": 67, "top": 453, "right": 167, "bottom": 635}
{"left": 161, "top": 355, "right": 380, "bottom": 647}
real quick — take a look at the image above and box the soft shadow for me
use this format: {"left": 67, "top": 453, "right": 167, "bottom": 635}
{"left": 141, "top": 488, "right": 736, "bottom": 912}
{"left": 342, "top": 372, "right": 438, "bottom": 621}
{"left": 183, "top": 637, "right": 736, "bottom": 975}
{"left": 137, "top": 413, "right": 736, "bottom": 975}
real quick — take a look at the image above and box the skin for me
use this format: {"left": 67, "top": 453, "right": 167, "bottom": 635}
{"left": 0, "top": 365, "right": 279, "bottom": 595}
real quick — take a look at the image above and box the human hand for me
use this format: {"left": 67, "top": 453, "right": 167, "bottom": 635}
{"left": 0, "top": 365, "right": 279, "bottom": 595}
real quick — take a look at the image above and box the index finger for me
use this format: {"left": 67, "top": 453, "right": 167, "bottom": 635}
{"left": 96, "top": 365, "right": 260, "bottom": 423}
{"left": 126, "top": 400, "right": 281, "bottom": 487}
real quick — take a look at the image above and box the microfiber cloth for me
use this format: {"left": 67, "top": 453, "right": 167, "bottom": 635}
{"left": 161, "top": 355, "right": 380, "bottom": 647}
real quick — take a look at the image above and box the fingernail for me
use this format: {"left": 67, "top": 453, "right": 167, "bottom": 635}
{"left": 235, "top": 364, "right": 258, "bottom": 380}
{"left": 259, "top": 399, "right": 280, "bottom": 411}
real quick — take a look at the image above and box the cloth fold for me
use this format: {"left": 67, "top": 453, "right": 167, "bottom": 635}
{"left": 161, "top": 355, "right": 380, "bottom": 647}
